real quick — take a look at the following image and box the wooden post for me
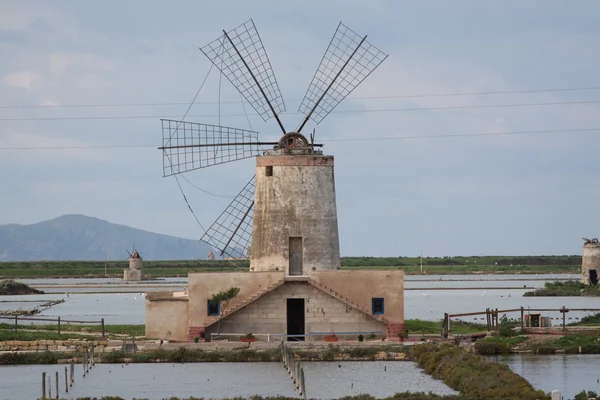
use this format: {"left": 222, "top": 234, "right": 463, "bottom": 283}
{"left": 91, "top": 343, "right": 95, "bottom": 366}
{"left": 562, "top": 306, "right": 567, "bottom": 331}
{"left": 83, "top": 350, "right": 86, "bottom": 377}
{"left": 14, "top": 315, "right": 18, "bottom": 332}
{"left": 520, "top": 307, "right": 524, "bottom": 331}
{"left": 300, "top": 367, "right": 307, "bottom": 400}
{"left": 65, "top": 366, "right": 68, "bottom": 393}
{"left": 55, "top": 371, "right": 59, "bottom": 400}
{"left": 101, "top": 318, "right": 105, "bottom": 339}
{"left": 57, "top": 317, "right": 61, "bottom": 335}
{"left": 48, "top": 374, "right": 51, "bottom": 399}
{"left": 42, "top": 372, "right": 46, "bottom": 400}
{"left": 70, "top": 361, "right": 74, "bottom": 386}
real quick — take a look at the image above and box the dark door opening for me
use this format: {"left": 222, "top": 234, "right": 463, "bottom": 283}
{"left": 590, "top": 269, "right": 598, "bottom": 285}
{"left": 286, "top": 298, "right": 305, "bottom": 341}
{"left": 289, "top": 237, "right": 303, "bottom": 276}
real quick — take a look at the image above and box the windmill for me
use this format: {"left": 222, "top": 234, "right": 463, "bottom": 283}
{"left": 159, "top": 20, "right": 387, "bottom": 273}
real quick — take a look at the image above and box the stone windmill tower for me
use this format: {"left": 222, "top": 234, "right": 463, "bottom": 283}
{"left": 159, "top": 20, "right": 387, "bottom": 274}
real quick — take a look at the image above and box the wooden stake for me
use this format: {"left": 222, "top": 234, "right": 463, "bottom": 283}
{"left": 42, "top": 372, "right": 46, "bottom": 400}
{"left": 55, "top": 371, "right": 59, "bottom": 400}
{"left": 65, "top": 366, "right": 68, "bottom": 393}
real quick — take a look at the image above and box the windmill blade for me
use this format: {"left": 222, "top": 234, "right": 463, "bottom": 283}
{"left": 159, "top": 119, "right": 263, "bottom": 177}
{"left": 297, "top": 22, "right": 388, "bottom": 132}
{"left": 200, "top": 19, "right": 287, "bottom": 133}
{"left": 200, "top": 176, "right": 255, "bottom": 259}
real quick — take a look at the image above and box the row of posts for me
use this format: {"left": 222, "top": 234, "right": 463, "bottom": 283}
{"left": 41, "top": 344, "right": 95, "bottom": 399}
{"left": 281, "top": 342, "right": 306, "bottom": 400}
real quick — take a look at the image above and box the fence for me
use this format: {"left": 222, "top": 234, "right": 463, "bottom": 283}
{"left": 211, "top": 331, "right": 384, "bottom": 342}
{"left": 443, "top": 306, "right": 600, "bottom": 337}
{"left": 0, "top": 315, "right": 105, "bottom": 338}
{"left": 281, "top": 342, "right": 307, "bottom": 400}
{"left": 40, "top": 344, "right": 96, "bottom": 400}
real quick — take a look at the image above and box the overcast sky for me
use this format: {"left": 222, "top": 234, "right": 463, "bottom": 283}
{"left": 1, "top": 0, "right": 599, "bottom": 257}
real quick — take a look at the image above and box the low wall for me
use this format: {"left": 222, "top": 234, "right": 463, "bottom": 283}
{"left": 0, "top": 339, "right": 108, "bottom": 352}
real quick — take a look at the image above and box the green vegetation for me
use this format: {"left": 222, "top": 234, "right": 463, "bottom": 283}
{"left": 524, "top": 280, "right": 600, "bottom": 297}
{"left": 0, "top": 279, "right": 42, "bottom": 294}
{"left": 210, "top": 287, "right": 240, "bottom": 340}
{"left": 0, "top": 329, "right": 93, "bottom": 341}
{"left": 475, "top": 333, "right": 600, "bottom": 355}
{"left": 405, "top": 319, "right": 485, "bottom": 335}
{"left": 569, "top": 312, "right": 600, "bottom": 326}
{"left": 413, "top": 343, "right": 549, "bottom": 400}
{"left": 102, "top": 347, "right": 281, "bottom": 363}
{"left": 0, "top": 323, "right": 144, "bottom": 340}
{"left": 0, "top": 350, "right": 62, "bottom": 365}
{"left": 0, "top": 255, "right": 581, "bottom": 278}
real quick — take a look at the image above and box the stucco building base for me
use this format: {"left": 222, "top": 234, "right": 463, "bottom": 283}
{"left": 145, "top": 270, "right": 404, "bottom": 342}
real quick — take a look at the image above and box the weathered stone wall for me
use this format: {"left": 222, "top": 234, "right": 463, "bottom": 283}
{"left": 145, "top": 294, "right": 189, "bottom": 341}
{"left": 582, "top": 241, "right": 600, "bottom": 285}
{"left": 0, "top": 339, "right": 107, "bottom": 352}
{"left": 204, "top": 282, "right": 385, "bottom": 340}
{"left": 187, "top": 271, "right": 284, "bottom": 331}
{"left": 251, "top": 154, "right": 340, "bottom": 274}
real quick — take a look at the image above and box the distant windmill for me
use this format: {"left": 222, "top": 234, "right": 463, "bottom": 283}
{"left": 159, "top": 20, "right": 387, "bottom": 271}
{"left": 124, "top": 243, "right": 143, "bottom": 281}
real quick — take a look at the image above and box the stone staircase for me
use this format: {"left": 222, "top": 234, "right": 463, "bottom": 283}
{"left": 307, "top": 278, "right": 389, "bottom": 324}
{"left": 203, "top": 278, "right": 286, "bottom": 329}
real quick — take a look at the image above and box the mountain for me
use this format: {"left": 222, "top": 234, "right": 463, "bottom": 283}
{"left": 0, "top": 214, "right": 212, "bottom": 261}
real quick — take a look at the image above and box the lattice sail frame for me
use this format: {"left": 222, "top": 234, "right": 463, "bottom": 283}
{"left": 200, "top": 176, "right": 255, "bottom": 258}
{"left": 161, "top": 119, "right": 262, "bottom": 177}
{"left": 200, "top": 19, "right": 286, "bottom": 123}
{"left": 297, "top": 22, "right": 388, "bottom": 127}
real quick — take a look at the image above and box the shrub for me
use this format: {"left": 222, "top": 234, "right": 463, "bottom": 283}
{"left": 413, "top": 343, "right": 550, "bottom": 400}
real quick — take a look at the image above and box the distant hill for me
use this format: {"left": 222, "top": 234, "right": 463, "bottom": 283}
{"left": 0, "top": 214, "right": 211, "bottom": 261}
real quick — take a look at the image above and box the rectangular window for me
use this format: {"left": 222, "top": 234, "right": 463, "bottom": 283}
{"left": 207, "top": 300, "right": 220, "bottom": 316}
{"left": 265, "top": 166, "right": 273, "bottom": 177}
{"left": 372, "top": 298, "right": 384, "bottom": 315}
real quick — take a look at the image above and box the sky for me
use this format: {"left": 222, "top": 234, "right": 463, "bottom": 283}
{"left": 1, "top": 0, "right": 599, "bottom": 257}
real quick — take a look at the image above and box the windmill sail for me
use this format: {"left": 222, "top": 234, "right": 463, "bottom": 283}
{"left": 297, "top": 22, "right": 388, "bottom": 132}
{"left": 200, "top": 19, "right": 286, "bottom": 131}
{"left": 200, "top": 175, "right": 255, "bottom": 258}
{"left": 160, "top": 119, "right": 262, "bottom": 177}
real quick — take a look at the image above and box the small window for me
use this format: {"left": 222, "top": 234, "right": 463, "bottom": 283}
{"left": 207, "top": 300, "right": 220, "bottom": 316}
{"left": 372, "top": 298, "right": 384, "bottom": 315}
{"left": 265, "top": 166, "right": 273, "bottom": 177}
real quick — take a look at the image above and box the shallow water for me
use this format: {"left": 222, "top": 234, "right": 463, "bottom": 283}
{"left": 0, "top": 361, "right": 457, "bottom": 400}
{"left": 490, "top": 354, "right": 600, "bottom": 399}
{"left": 1, "top": 274, "right": 596, "bottom": 325}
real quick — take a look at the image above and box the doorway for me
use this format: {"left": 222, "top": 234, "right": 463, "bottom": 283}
{"left": 289, "top": 237, "right": 303, "bottom": 275}
{"left": 286, "top": 298, "right": 305, "bottom": 341}
{"left": 590, "top": 269, "right": 598, "bottom": 285}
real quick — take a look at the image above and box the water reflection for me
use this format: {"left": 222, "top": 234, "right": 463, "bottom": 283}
{"left": 490, "top": 354, "right": 600, "bottom": 399}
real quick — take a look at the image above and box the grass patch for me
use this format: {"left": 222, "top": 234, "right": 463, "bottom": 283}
{"left": 524, "top": 280, "right": 600, "bottom": 297}
{"left": 405, "top": 319, "right": 485, "bottom": 335}
{"left": 0, "top": 330, "right": 98, "bottom": 341}
{"left": 569, "top": 312, "right": 600, "bottom": 326}
{"left": 0, "top": 279, "right": 42, "bottom": 294}
{"left": 0, "top": 256, "right": 582, "bottom": 278}
{"left": 3, "top": 323, "right": 145, "bottom": 336}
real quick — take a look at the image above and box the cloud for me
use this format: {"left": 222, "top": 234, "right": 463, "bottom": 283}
{"left": 1, "top": 70, "right": 43, "bottom": 90}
